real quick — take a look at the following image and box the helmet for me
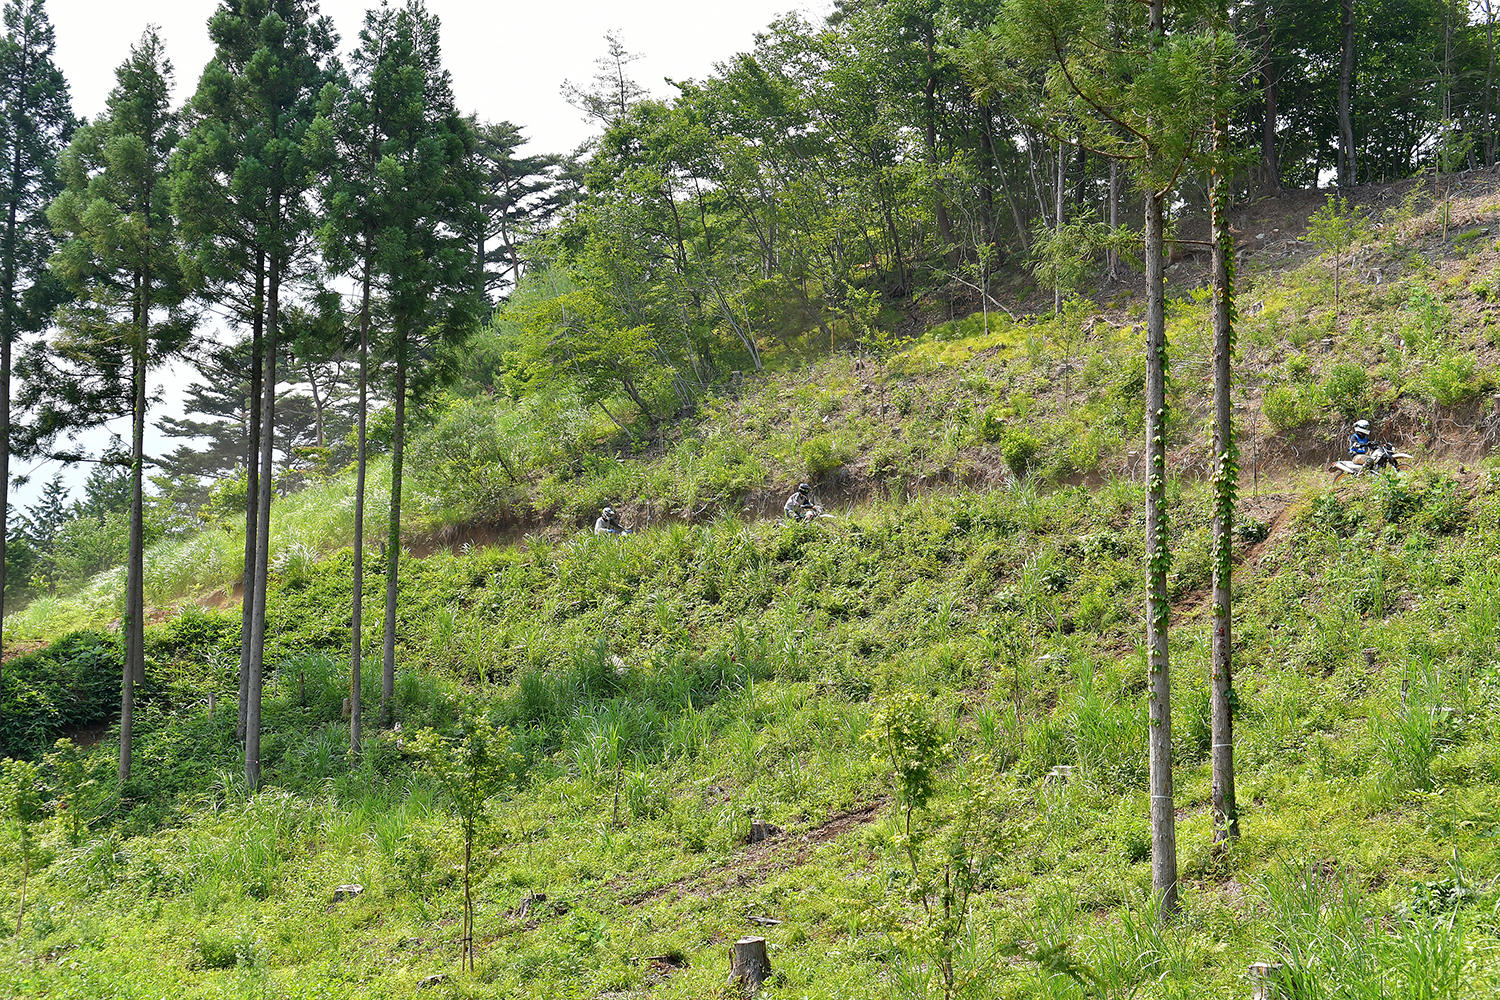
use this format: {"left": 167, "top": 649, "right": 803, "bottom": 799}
{"left": 1353, "top": 420, "right": 1371, "bottom": 434}
{"left": 602, "top": 506, "right": 616, "bottom": 519}
{"left": 797, "top": 482, "right": 810, "bottom": 493}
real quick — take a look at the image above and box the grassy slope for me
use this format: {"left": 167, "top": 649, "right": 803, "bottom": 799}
{"left": 10, "top": 174, "right": 1500, "bottom": 646}
{"left": 5, "top": 467, "right": 1500, "bottom": 998}
{"left": 4, "top": 182, "right": 1500, "bottom": 997}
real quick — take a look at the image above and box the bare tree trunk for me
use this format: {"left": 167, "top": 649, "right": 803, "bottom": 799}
{"left": 1210, "top": 104, "right": 1239, "bottom": 848}
{"left": 350, "top": 263, "right": 370, "bottom": 754}
{"left": 923, "top": 21, "right": 953, "bottom": 261}
{"left": 1259, "top": 11, "right": 1281, "bottom": 193}
{"left": 1487, "top": 0, "right": 1497, "bottom": 167}
{"left": 246, "top": 241, "right": 281, "bottom": 789}
{"left": 1054, "top": 140, "right": 1066, "bottom": 313}
{"left": 1106, "top": 160, "right": 1121, "bottom": 282}
{"left": 238, "top": 254, "right": 265, "bottom": 741}
{"left": 1337, "top": 0, "right": 1356, "bottom": 193}
{"left": 1146, "top": 0, "right": 1179, "bottom": 924}
{"left": 305, "top": 360, "right": 326, "bottom": 448}
{"left": 381, "top": 334, "right": 408, "bottom": 726}
{"left": 120, "top": 322, "right": 146, "bottom": 783}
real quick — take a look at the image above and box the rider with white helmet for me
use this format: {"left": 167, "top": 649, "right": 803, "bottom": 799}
{"left": 594, "top": 506, "right": 628, "bottom": 535}
{"left": 1348, "top": 419, "right": 1371, "bottom": 459}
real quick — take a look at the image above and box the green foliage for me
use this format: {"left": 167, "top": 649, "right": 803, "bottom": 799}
{"left": 1306, "top": 195, "right": 1373, "bottom": 259}
{"left": 1263, "top": 383, "right": 1321, "bottom": 432}
{"left": 1321, "top": 362, "right": 1370, "bottom": 420}
{"left": 1423, "top": 354, "right": 1484, "bottom": 406}
{"left": 0, "top": 631, "right": 120, "bottom": 756}
{"left": 1000, "top": 428, "right": 1041, "bottom": 476}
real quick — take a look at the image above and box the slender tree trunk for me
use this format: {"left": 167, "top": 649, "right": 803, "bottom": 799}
{"left": 381, "top": 334, "right": 408, "bottom": 726}
{"left": 246, "top": 243, "right": 281, "bottom": 788}
{"left": 0, "top": 262, "right": 9, "bottom": 721}
{"left": 923, "top": 23, "right": 952, "bottom": 260}
{"left": 1210, "top": 106, "right": 1239, "bottom": 848}
{"left": 305, "top": 361, "right": 326, "bottom": 448}
{"left": 238, "top": 254, "right": 265, "bottom": 741}
{"left": 351, "top": 263, "right": 370, "bottom": 753}
{"left": 1487, "top": 1, "right": 1497, "bottom": 167}
{"left": 1337, "top": 0, "right": 1356, "bottom": 193}
{"left": 120, "top": 324, "right": 146, "bottom": 783}
{"left": 0, "top": 36, "right": 34, "bottom": 731}
{"left": 1146, "top": 0, "right": 1179, "bottom": 924}
{"left": 1106, "top": 160, "right": 1121, "bottom": 282}
{"left": 1260, "top": 16, "right": 1281, "bottom": 193}
{"left": 1054, "top": 140, "right": 1066, "bottom": 313}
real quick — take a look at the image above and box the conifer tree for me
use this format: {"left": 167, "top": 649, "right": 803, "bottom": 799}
{"left": 44, "top": 27, "right": 194, "bottom": 782}
{"left": 313, "top": 2, "right": 397, "bottom": 754}
{"left": 0, "top": 0, "right": 72, "bottom": 730}
{"left": 373, "top": 0, "right": 482, "bottom": 725}
{"left": 174, "top": 0, "right": 335, "bottom": 786}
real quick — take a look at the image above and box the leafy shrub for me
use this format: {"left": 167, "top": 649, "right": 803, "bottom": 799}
{"left": 801, "top": 435, "right": 849, "bottom": 477}
{"left": 0, "top": 631, "right": 120, "bottom": 756}
{"left": 1321, "top": 362, "right": 1370, "bottom": 419}
{"left": 1263, "top": 383, "right": 1320, "bottom": 432}
{"left": 1423, "top": 354, "right": 1482, "bottom": 406}
{"left": 975, "top": 407, "right": 1005, "bottom": 443}
{"left": 1000, "top": 428, "right": 1041, "bottom": 475}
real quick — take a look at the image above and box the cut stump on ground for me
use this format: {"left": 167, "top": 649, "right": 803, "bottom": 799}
{"left": 728, "top": 936, "right": 771, "bottom": 993}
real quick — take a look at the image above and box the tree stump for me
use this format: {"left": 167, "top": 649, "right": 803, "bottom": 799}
{"left": 727, "top": 936, "right": 771, "bottom": 993}
{"left": 748, "top": 820, "right": 782, "bottom": 844}
{"left": 1249, "top": 960, "right": 1283, "bottom": 1000}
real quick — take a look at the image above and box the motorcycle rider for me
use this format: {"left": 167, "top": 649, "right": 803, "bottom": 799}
{"left": 784, "top": 482, "right": 822, "bottom": 522}
{"left": 594, "top": 506, "right": 629, "bottom": 535}
{"left": 1348, "top": 419, "right": 1372, "bottom": 464}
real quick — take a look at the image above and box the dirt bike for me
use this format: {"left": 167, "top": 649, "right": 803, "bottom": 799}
{"left": 784, "top": 504, "right": 835, "bottom": 524}
{"left": 1330, "top": 442, "right": 1414, "bottom": 482}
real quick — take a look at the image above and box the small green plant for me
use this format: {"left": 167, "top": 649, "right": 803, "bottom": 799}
{"left": 1000, "top": 428, "right": 1041, "bottom": 476}
{"left": 1424, "top": 353, "right": 1481, "bottom": 406}
{"left": 43, "top": 738, "right": 102, "bottom": 846}
{"left": 1306, "top": 195, "right": 1373, "bottom": 318}
{"left": 801, "top": 434, "right": 848, "bottom": 477}
{"left": 0, "top": 758, "right": 45, "bottom": 933}
{"left": 408, "top": 707, "right": 521, "bottom": 972}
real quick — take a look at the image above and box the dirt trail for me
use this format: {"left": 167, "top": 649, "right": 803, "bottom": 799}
{"left": 619, "top": 799, "right": 886, "bottom": 907}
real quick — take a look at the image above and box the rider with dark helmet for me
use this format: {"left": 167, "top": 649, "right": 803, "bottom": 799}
{"left": 594, "top": 506, "right": 628, "bottom": 535}
{"left": 784, "top": 482, "right": 821, "bottom": 522}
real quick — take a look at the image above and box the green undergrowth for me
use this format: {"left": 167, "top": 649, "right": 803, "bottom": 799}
{"left": 5, "top": 467, "right": 1500, "bottom": 997}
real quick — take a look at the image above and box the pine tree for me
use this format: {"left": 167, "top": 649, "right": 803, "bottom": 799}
{"left": 0, "top": 0, "right": 72, "bottom": 729}
{"left": 174, "top": 0, "right": 336, "bottom": 786}
{"left": 44, "top": 27, "right": 194, "bottom": 782}
{"left": 473, "top": 120, "right": 563, "bottom": 302}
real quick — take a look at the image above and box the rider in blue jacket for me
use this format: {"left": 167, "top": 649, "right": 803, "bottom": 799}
{"left": 1348, "top": 419, "right": 1371, "bottom": 459}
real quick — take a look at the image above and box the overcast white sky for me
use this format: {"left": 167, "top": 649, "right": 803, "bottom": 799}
{"left": 12, "top": 0, "right": 830, "bottom": 509}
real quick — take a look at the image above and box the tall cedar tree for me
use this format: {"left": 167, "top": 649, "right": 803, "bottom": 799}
{"left": 373, "top": 0, "right": 483, "bottom": 725}
{"left": 312, "top": 2, "right": 399, "bottom": 754}
{"left": 0, "top": 0, "right": 72, "bottom": 732}
{"left": 174, "top": 0, "right": 335, "bottom": 786}
{"left": 43, "top": 28, "right": 194, "bottom": 781}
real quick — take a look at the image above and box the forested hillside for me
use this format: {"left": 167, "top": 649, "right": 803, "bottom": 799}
{"left": 3, "top": 0, "right": 1500, "bottom": 998}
